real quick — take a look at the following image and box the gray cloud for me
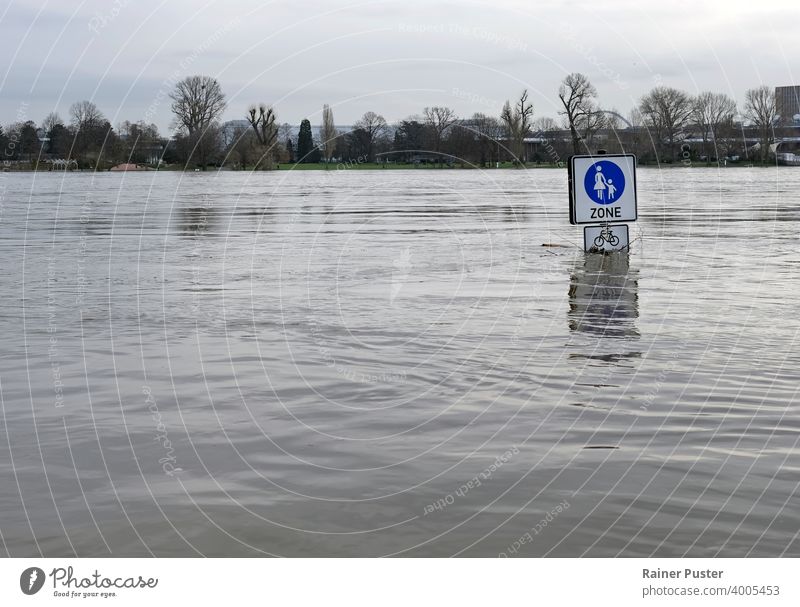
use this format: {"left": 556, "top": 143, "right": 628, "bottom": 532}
{"left": 1, "top": 0, "right": 796, "bottom": 131}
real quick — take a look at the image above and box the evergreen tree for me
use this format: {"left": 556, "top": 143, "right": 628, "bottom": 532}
{"left": 19, "top": 121, "right": 41, "bottom": 163}
{"left": 47, "top": 123, "right": 70, "bottom": 157}
{"left": 296, "top": 119, "right": 318, "bottom": 163}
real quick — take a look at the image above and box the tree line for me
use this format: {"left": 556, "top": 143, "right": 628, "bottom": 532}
{"left": 1, "top": 73, "right": 789, "bottom": 170}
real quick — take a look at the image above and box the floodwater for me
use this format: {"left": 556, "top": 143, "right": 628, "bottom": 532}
{"left": 1, "top": 167, "right": 799, "bottom": 557}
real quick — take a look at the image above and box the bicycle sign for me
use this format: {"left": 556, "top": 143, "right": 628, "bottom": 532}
{"left": 569, "top": 154, "right": 637, "bottom": 225}
{"left": 583, "top": 224, "right": 629, "bottom": 253}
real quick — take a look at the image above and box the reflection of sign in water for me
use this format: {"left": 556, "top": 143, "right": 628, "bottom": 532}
{"left": 568, "top": 253, "right": 638, "bottom": 338}
{"left": 569, "top": 154, "right": 637, "bottom": 224}
{"left": 584, "top": 224, "right": 629, "bottom": 253}
{"left": 390, "top": 247, "right": 412, "bottom": 304}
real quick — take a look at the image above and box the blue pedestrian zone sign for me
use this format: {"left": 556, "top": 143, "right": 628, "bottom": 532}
{"left": 569, "top": 154, "right": 637, "bottom": 225}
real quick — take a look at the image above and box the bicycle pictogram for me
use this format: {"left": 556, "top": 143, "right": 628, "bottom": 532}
{"left": 593, "top": 225, "right": 620, "bottom": 248}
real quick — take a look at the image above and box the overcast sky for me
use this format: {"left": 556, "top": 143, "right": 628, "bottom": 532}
{"left": 1, "top": 0, "right": 797, "bottom": 132}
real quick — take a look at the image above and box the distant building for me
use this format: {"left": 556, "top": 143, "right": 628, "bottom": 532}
{"left": 775, "top": 85, "right": 800, "bottom": 125}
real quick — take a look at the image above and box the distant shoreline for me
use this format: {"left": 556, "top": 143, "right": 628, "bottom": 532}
{"left": 0, "top": 161, "right": 784, "bottom": 173}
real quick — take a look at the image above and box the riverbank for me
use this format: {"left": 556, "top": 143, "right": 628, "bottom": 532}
{"left": 2, "top": 161, "right": 550, "bottom": 172}
{"left": 1, "top": 160, "right": 784, "bottom": 172}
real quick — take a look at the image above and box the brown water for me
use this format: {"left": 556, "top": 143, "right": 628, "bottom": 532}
{"left": 0, "top": 167, "right": 798, "bottom": 557}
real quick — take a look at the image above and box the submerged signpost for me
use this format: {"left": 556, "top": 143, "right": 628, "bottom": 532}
{"left": 569, "top": 153, "right": 637, "bottom": 252}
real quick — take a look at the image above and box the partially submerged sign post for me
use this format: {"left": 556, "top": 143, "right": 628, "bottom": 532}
{"left": 569, "top": 153, "right": 637, "bottom": 252}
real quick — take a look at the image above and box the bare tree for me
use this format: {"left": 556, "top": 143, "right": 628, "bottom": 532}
{"left": 320, "top": 104, "right": 337, "bottom": 164}
{"left": 620, "top": 108, "right": 646, "bottom": 158}
{"left": 516, "top": 90, "right": 534, "bottom": 137}
{"left": 277, "top": 122, "right": 294, "bottom": 162}
{"left": 744, "top": 86, "right": 776, "bottom": 163}
{"left": 41, "top": 112, "right": 63, "bottom": 135}
{"left": 116, "top": 120, "right": 161, "bottom": 165}
{"left": 245, "top": 104, "right": 278, "bottom": 169}
{"left": 501, "top": 90, "right": 533, "bottom": 163}
{"left": 692, "top": 91, "right": 737, "bottom": 163}
{"left": 68, "top": 101, "right": 108, "bottom": 165}
{"left": 638, "top": 86, "right": 693, "bottom": 162}
{"left": 167, "top": 76, "right": 226, "bottom": 170}
{"left": 574, "top": 107, "right": 606, "bottom": 152}
{"left": 353, "top": 111, "right": 387, "bottom": 162}
{"left": 558, "top": 73, "right": 598, "bottom": 154}
{"left": 423, "top": 106, "right": 458, "bottom": 165}
{"left": 175, "top": 124, "right": 223, "bottom": 170}
{"left": 532, "top": 116, "right": 558, "bottom": 134}
{"left": 627, "top": 107, "right": 643, "bottom": 128}
{"left": 278, "top": 122, "right": 293, "bottom": 144}
{"left": 471, "top": 112, "right": 504, "bottom": 166}
{"left": 69, "top": 100, "right": 104, "bottom": 131}
{"left": 530, "top": 116, "right": 563, "bottom": 163}
{"left": 227, "top": 125, "right": 257, "bottom": 170}
{"left": 601, "top": 108, "right": 628, "bottom": 153}
{"left": 169, "top": 75, "right": 226, "bottom": 135}
{"left": 246, "top": 104, "right": 277, "bottom": 146}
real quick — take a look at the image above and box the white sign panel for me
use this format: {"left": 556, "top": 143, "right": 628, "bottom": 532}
{"left": 570, "top": 154, "right": 637, "bottom": 225}
{"left": 583, "top": 224, "right": 629, "bottom": 253}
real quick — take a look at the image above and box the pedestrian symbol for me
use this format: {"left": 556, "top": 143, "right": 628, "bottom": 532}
{"left": 583, "top": 160, "right": 625, "bottom": 205}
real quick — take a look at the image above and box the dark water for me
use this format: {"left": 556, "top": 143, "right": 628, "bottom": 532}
{"left": 1, "top": 167, "right": 798, "bottom": 557}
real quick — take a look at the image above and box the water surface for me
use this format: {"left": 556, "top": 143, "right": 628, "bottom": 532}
{"left": 1, "top": 167, "right": 798, "bottom": 556}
